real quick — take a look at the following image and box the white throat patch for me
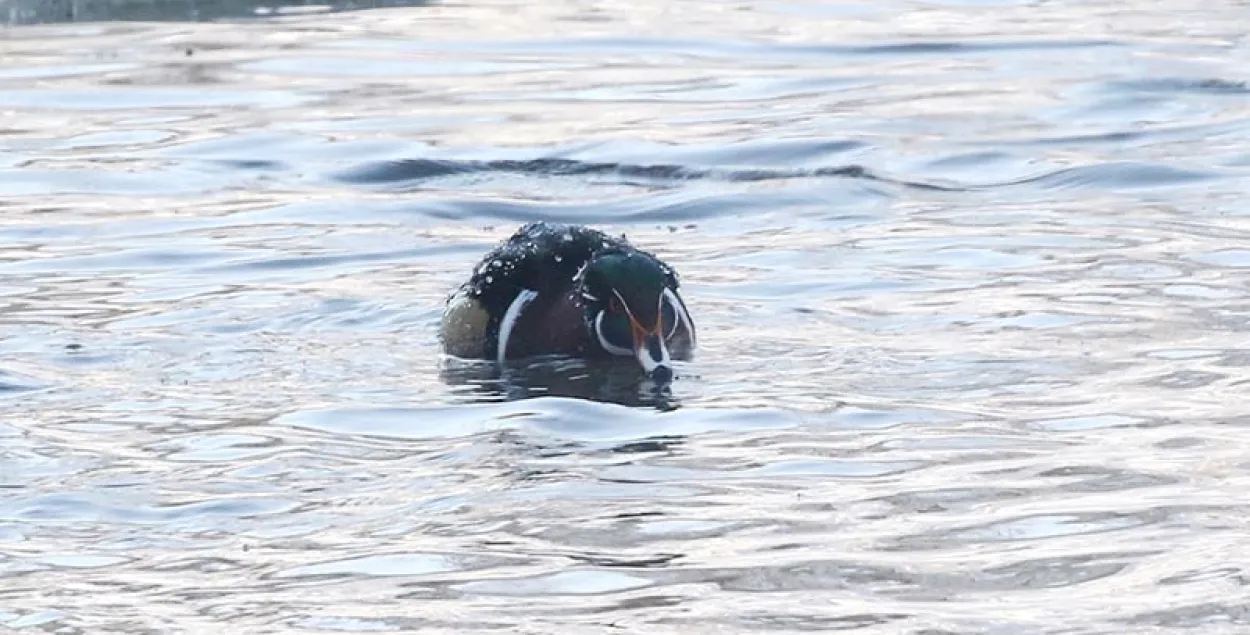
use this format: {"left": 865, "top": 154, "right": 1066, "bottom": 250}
{"left": 636, "top": 333, "right": 671, "bottom": 375}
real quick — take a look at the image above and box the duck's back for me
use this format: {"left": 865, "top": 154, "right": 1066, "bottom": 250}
{"left": 441, "top": 222, "right": 632, "bottom": 360}
{"left": 465, "top": 222, "right": 629, "bottom": 316}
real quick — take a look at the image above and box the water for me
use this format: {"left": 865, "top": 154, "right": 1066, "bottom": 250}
{"left": 3, "top": 0, "right": 1250, "bottom": 632}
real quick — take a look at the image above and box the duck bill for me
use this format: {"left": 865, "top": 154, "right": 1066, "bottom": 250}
{"left": 632, "top": 323, "right": 673, "bottom": 382}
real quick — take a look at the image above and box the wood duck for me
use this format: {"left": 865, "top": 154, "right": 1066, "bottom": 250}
{"left": 440, "top": 222, "right": 697, "bottom": 382}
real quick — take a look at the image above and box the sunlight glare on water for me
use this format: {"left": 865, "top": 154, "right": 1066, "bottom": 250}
{"left": 3, "top": 0, "right": 1250, "bottom": 632}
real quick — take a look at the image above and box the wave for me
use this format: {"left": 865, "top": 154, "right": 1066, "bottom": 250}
{"left": 334, "top": 157, "right": 965, "bottom": 192}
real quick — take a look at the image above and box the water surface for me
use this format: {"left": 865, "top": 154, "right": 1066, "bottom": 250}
{"left": 3, "top": 0, "right": 1250, "bottom": 632}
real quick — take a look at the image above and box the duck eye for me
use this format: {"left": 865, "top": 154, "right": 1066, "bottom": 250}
{"left": 610, "top": 297, "right": 623, "bottom": 313}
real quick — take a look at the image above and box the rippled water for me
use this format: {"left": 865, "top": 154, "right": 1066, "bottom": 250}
{"left": 4, "top": 0, "right": 1250, "bottom": 632}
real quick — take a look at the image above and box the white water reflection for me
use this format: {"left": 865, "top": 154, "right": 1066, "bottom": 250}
{"left": 2, "top": 0, "right": 1250, "bottom": 633}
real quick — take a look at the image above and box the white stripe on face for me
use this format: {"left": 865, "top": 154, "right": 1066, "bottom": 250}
{"left": 663, "top": 287, "right": 695, "bottom": 348}
{"left": 610, "top": 290, "right": 673, "bottom": 375}
{"left": 595, "top": 310, "right": 633, "bottom": 356}
{"left": 497, "top": 289, "right": 538, "bottom": 365}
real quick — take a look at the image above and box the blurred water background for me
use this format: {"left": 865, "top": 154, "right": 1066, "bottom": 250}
{"left": 3, "top": 0, "right": 1250, "bottom": 632}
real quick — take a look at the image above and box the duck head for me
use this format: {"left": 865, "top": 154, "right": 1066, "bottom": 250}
{"left": 577, "top": 250, "right": 692, "bottom": 382}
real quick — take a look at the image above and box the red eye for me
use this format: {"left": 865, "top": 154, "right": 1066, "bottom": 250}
{"left": 610, "top": 298, "right": 622, "bottom": 313}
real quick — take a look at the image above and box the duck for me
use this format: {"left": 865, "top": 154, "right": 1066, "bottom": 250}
{"left": 440, "top": 222, "right": 696, "bottom": 382}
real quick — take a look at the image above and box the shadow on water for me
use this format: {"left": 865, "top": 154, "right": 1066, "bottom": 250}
{"left": 440, "top": 356, "right": 682, "bottom": 412}
{"left": 4, "top": 0, "right": 435, "bottom": 25}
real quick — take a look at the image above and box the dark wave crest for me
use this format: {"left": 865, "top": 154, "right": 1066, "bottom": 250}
{"left": 334, "top": 157, "right": 964, "bottom": 192}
